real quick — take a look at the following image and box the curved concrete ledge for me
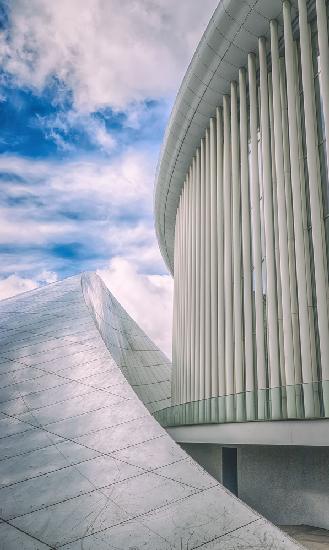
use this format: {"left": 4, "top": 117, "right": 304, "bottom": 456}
{"left": 168, "top": 418, "right": 329, "bottom": 447}
{"left": 0, "top": 274, "right": 301, "bottom": 548}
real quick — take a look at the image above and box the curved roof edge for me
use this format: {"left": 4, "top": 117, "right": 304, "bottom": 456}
{"left": 154, "top": 0, "right": 298, "bottom": 274}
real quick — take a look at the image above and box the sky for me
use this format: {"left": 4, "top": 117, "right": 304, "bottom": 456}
{"left": 0, "top": 0, "right": 218, "bottom": 356}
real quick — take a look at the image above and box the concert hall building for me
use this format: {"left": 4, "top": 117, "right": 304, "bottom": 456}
{"left": 155, "top": 0, "right": 329, "bottom": 529}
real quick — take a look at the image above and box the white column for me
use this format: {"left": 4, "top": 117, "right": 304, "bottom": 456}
{"left": 283, "top": 0, "right": 317, "bottom": 417}
{"left": 185, "top": 172, "right": 190, "bottom": 403}
{"left": 216, "top": 107, "right": 226, "bottom": 419}
{"left": 268, "top": 73, "right": 286, "bottom": 401}
{"left": 190, "top": 157, "right": 196, "bottom": 402}
{"left": 259, "top": 37, "right": 281, "bottom": 419}
{"left": 175, "top": 198, "right": 181, "bottom": 404}
{"left": 178, "top": 184, "right": 185, "bottom": 403}
{"left": 223, "top": 95, "right": 234, "bottom": 420}
{"left": 210, "top": 118, "right": 219, "bottom": 397}
{"left": 248, "top": 53, "right": 267, "bottom": 419}
{"left": 316, "top": 0, "right": 329, "bottom": 182}
{"left": 172, "top": 202, "right": 179, "bottom": 403}
{"left": 175, "top": 200, "right": 183, "bottom": 405}
{"left": 187, "top": 167, "right": 193, "bottom": 403}
{"left": 298, "top": 0, "right": 329, "bottom": 409}
{"left": 179, "top": 192, "right": 185, "bottom": 403}
{"left": 185, "top": 177, "right": 190, "bottom": 404}
{"left": 205, "top": 129, "right": 212, "bottom": 399}
{"left": 239, "top": 67, "right": 255, "bottom": 420}
{"left": 182, "top": 180, "right": 188, "bottom": 403}
{"left": 294, "top": 40, "right": 318, "bottom": 390}
{"left": 279, "top": 58, "right": 302, "bottom": 393}
{"left": 199, "top": 138, "right": 206, "bottom": 400}
{"left": 176, "top": 192, "right": 181, "bottom": 403}
{"left": 270, "top": 20, "right": 296, "bottom": 417}
{"left": 195, "top": 148, "right": 201, "bottom": 401}
{"left": 231, "top": 81, "right": 244, "bottom": 420}
{"left": 178, "top": 199, "right": 184, "bottom": 404}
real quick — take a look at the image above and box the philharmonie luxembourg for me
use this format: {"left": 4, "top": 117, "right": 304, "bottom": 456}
{"left": 155, "top": 0, "right": 329, "bottom": 532}
{"left": 1, "top": 0, "right": 329, "bottom": 548}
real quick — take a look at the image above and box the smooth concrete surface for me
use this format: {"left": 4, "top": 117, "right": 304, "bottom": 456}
{"left": 238, "top": 446, "right": 329, "bottom": 530}
{"left": 0, "top": 274, "right": 301, "bottom": 549}
{"left": 180, "top": 444, "right": 238, "bottom": 496}
{"left": 179, "top": 443, "right": 222, "bottom": 483}
{"left": 167, "top": 419, "right": 329, "bottom": 446}
{"left": 179, "top": 442, "right": 329, "bottom": 534}
{"left": 281, "top": 526, "right": 329, "bottom": 549}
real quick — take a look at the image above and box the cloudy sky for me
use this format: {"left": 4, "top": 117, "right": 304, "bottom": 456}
{"left": 0, "top": 0, "right": 217, "bottom": 355}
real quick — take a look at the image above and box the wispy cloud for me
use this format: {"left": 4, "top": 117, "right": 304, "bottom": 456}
{"left": 0, "top": 149, "right": 154, "bottom": 211}
{"left": 0, "top": 270, "right": 58, "bottom": 300}
{"left": 0, "top": 151, "right": 164, "bottom": 280}
{"left": 35, "top": 110, "right": 117, "bottom": 154}
{"left": 98, "top": 257, "right": 173, "bottom": 357}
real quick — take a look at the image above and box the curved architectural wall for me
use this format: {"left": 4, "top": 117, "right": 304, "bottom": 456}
{"left": 0, "top": 274, "right": 300, "bottom": 548}
{"left": 157, "top": 0, "right": 329, "bottom": 422}
{"left": 81, "top": 272, "right": 171, "bottom": 414}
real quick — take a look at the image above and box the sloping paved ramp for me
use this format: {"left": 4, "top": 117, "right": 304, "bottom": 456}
{"left": 0, "top": 274, "right": 301, "bottom": 549}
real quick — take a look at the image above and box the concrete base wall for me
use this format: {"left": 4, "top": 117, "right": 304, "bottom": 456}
{"left": 238, "top": 445, "right": 329, "bottom": 530}
{"left": 181, "top": 442, "right": 329, "bottom": 530}
{"left": 179, "top": 443, "right": 222, "bottom": 482}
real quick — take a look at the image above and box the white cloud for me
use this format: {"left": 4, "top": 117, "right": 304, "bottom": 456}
{"left": 0, "top": 271, "right": 58, "bottom": 300}
{"left": 98, "top": 256, "right": 173, "bottom": 357}
{"left": 0, "top": 274, "right": 38, "bottom": 300}
{"left": 37, "top": 270, "right": 58, "bottom": 284}
{"left": 0, "top": 152, "right": 166, "bottom": 279}
{"left": 36, "top": 110, "right": 116, "bottom": 153}
{"left": 0, "top": 1, "right": 215, "bottom": 351}
{"left": 91, "top": 121, "right": 116, "bottom": 153}
{"left": 0, "top": 0, "right": 218, "bottom": 112}
{"left": 0, "top": 208, "right": 75, "bottom": 245}
{"left": 0, "top": 150, "right": 153, "bottom": 210}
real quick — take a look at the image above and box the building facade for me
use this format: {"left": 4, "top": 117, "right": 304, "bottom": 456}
{"left": 155, "top": 0, "right": 329, "bottom": 531}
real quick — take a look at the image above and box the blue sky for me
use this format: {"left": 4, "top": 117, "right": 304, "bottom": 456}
{"left": 0, "top": 0, "right": 217, "bottom": 353}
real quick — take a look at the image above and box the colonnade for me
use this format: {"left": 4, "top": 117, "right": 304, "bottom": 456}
{"left": 172, "top": 0, "right": 329, "bottom": 421}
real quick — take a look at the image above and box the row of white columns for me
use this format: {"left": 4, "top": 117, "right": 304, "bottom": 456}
{"left": 172, "top": 0, "right": 329, "bottom": 420}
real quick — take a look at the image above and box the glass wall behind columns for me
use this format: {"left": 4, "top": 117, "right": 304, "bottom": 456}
{"left": 171, "top": 0, "right": 329, "bottom": 423}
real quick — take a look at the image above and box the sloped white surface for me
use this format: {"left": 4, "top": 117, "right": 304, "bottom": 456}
{"left": 0, "top": 274, "right": 301, "bottom": 548}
